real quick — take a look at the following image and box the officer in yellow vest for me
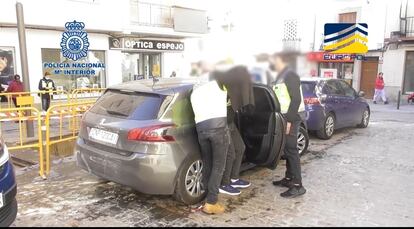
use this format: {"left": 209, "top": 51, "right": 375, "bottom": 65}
{"left": 269, "top": 51, "right": 306, "bottom": 198}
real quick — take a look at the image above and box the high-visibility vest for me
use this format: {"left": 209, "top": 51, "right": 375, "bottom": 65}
{"left": 272, "top": 83, "right": 305, "bottom": 114}
{"left": 191, "top": 80, "right": 227, "bottom": 124}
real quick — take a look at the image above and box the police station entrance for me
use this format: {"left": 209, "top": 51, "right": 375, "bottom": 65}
{"left": 121, "top": 52, "right": 161, "bottom": 82}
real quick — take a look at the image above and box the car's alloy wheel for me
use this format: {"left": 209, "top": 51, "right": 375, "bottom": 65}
{"left": 358, "top": 108, "right": 370, "bottom": 128}
{"left": 297, "top": 129, "right": 307, "bottom": 156}
{"left": 317, "top": 113, "right": 335, "bottom": 139}
{"left": 185, "top": 160, "right": 204, "bottom": 197}
{"left": 325, "top": 116, "right": 335, "bottom": 137}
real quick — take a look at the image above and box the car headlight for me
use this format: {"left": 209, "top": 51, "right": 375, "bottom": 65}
{"left": 0, "top": 137, "right": 10, "bottom": 166}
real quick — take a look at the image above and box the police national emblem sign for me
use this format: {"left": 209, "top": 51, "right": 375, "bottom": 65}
{"left": 60, "top": 20, "right": 89, "bottom": 61}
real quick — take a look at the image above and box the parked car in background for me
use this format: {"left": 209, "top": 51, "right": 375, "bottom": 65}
{"left": 301, "top": 78, "right": 370, "bottom": 139}
{"left": 0, "top": 135, "right": 18, "bottom": 227}
{"left": 249, "top": 66, "right": 309, "bottom": 156}
{"left": 76, "top": 78, "right": 287, "bottom": 205}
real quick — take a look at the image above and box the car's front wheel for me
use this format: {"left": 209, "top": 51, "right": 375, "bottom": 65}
{"left": 173, "top": 154, "right": 206, "bottom": 205}
{"left": 357, "top": 108, "right": 370, "bottom": 128}
{"left": 317, "top": 113, "right": 335, "bottom": 140}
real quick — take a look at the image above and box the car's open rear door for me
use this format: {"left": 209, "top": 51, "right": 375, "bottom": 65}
{"left": 239, "top": 84, "right": 286, "bottom": 169}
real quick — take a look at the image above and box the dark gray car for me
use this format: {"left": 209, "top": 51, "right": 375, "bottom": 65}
{"left": 75, "top": 78, "right": 286, "bottom": 204}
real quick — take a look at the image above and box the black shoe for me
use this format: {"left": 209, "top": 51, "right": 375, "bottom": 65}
{"left": 384, "top": 101, "right": 389, "bottom": 104}
{"left": 373, "top": 101, "right": 377, "bottom": 104}
{"left": 272, "top": 178, "right": 293, "bottom": 188}
{"left": 280, "top": 185, "right": 306, "bottom": 198}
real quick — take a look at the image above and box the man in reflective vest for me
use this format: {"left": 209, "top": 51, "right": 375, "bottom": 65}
{"left": 269, "top": 51, "right": 306, "bottom": 198}
{"left": 190, "top": 63, "right": 230, "bottom": 214}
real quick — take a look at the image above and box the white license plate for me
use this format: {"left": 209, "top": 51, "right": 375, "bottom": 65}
{"left": 0, "top": 193, "right": 3, "bottom": 208}
{"left": 89, "top": 128, "right": 119, "bottom": 145}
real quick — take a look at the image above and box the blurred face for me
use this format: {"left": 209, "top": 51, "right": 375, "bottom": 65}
{"left": 269, "top": 56, "right": 285, "bottom": 72}
{"left": 15, "top": 76, "right": 20, "bottom": 81}
{"left": 0, "top": 56, "right": 7, "bottom": 72}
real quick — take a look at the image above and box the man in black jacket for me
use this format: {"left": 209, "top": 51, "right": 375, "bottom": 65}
{"left": 215, "top": 66, "right": 255, "bottom": 195}
{"left": 269, "top": 51, "right": 306, "bottom": 198}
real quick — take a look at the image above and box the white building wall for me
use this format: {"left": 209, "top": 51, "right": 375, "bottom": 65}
{"left": 0, "top": 0, "right": 129, "bottom": 32}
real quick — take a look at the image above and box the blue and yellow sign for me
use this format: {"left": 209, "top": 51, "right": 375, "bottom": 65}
{"left": 323, "top": 23, "right": 368, "bottom": 54}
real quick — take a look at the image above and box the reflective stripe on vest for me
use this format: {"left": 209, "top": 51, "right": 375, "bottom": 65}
{"left": 272, "top": 83, "right": 305, "bottom": 114}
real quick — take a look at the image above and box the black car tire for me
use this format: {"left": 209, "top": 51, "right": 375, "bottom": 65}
{"left": 298, "top": 126, "right": 309, "bottom": 156}
{"left": 357, "top": 108, "right": 370, "bottom": 128}
{"left": 316, "top": 113, "right": 335, "bottom": 140}
{"left": 173, "top": 154, "right": 206, "bottom": 205}
{"left": 0, "top": 198, "right": 18, "bottom": 227}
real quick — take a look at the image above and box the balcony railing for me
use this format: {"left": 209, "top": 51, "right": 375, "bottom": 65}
{"left": 130, "top": 1, "right": 173, "bottom": 28}
{"left": 400, "top": 16, "right": 414, "bottom": 37}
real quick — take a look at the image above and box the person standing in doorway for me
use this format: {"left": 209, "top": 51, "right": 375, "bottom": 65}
{"left": 7, "top": 74, "right": 24, "bottom": 107}
{"left": 373, "top": 72, "right": 388, "bottom": 104}
{"left": 38, "top": 72, "right": 56, "bottom": 112}
{"left": 269, "top": 51, "right": 306, "bottom": 198}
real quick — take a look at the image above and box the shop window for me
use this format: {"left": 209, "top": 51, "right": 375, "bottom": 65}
{"left": 41, "top": 49, "right": 106, "bottom": 91}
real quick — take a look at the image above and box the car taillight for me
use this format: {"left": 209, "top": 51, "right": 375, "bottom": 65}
{"left": 304, "top": 97, "right": 320, "bottom": 105}
{"left": 127, "top": 124, "right": 176, "bottom": 142}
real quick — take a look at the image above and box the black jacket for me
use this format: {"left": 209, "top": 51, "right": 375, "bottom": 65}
{"left": 38, "top": 78, "right": 56, "bottom": 98}
{"left": 273, "top": 67, "right": 302, "bottom": 123}
{"left": 214, "top": 66, "right": 255, "bottom": 120}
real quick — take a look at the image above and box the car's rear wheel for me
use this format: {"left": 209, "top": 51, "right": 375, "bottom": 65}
{"left": 317, "top": 113, "right": 335, "bottom": 140}
{"left": 173, "top": 154, "right": 206, "bottom": 205}
{"left": 357, "top": 108, "right": 370, "bottom": 128}
{"left": 297, "top": 126, "right": 309, "bottom": 156}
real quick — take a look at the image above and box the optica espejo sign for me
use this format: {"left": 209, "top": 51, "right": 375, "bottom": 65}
{"left": 109, "top": 38, "right": 184, "bottom": 51}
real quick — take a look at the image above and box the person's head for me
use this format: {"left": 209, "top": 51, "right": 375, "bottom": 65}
{"left": 44, "top": 71, "right": 51, "bottom": 79}
{"left": 14, "top": 74, "right": 21, "bottom": 82}
{"left": 378, "top": 72, "right": 383, "bottom": 79}
{"left": 269, "top": 51, "right": 299, "bottom": 72}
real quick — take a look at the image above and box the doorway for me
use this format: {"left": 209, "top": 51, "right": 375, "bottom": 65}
{"left": 360, "top": 57, "right": 379, "bottom": 98}
{"left": 122, "top": 52, "right": 162, "bottom": 82}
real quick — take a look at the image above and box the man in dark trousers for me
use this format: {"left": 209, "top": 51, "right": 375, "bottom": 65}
{"left": 269, "top": 51, "right": 306, "bottom": 198}
{"left": 190, "top": 67, "right": 229, "bottom": 214}
{"left": 38, "top": 72, "right": 56, "bottom": 112}
{"left": 215, "top": 66, "right": 255, "bottom": 195}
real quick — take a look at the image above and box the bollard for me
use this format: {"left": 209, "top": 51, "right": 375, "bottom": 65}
{"left": 397, "top": 90, "right": 401, "bottom": 110}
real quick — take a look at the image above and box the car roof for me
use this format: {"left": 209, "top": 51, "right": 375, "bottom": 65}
{"left": 301, "top": 77, "right": 344, "bottom": 82}
{"left": 108, "top": 77, "right": 204, "bottom": 95}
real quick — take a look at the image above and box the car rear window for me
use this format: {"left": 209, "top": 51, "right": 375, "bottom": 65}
{"left": 301, "top": 81, "right": 316, "bottom": 95}
{"left": 89, "top": 90, "right": 169, "bottom": 120}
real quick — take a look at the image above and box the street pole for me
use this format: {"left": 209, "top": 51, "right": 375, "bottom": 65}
{"left": 16, "top": 2, "right": 34, "bottom": 137}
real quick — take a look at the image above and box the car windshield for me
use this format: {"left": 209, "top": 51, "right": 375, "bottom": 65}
{"left": 89, "top": 89, "right": 169, "bottom": 120}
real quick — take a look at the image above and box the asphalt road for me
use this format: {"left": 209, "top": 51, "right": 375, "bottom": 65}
{"left": 11, "top": 104, "right": 414, "bottom": 227}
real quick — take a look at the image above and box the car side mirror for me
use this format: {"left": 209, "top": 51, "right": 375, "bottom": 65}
{"left": 358, "top": 91, "right": 365, "bottom": 97}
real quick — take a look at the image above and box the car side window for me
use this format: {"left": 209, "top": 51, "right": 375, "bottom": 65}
{"left": 322, "top": 81, "right": 342, "bottom": 95}
{"left": 338, "top": 80, "right": 356, "bottom": 98}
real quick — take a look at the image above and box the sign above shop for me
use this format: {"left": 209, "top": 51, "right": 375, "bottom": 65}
{"left": 109, "top": 38, "right": 184, "bottom": 51}
{"left": 306, "top": 52, "right": 365, "bottom": 63}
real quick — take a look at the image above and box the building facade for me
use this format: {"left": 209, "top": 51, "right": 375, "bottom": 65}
{"left": 277, "top": 0, "right": 414, "bottom": 102}
{"left": 0, "top": 0, "right": 207, "bottom": 93}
